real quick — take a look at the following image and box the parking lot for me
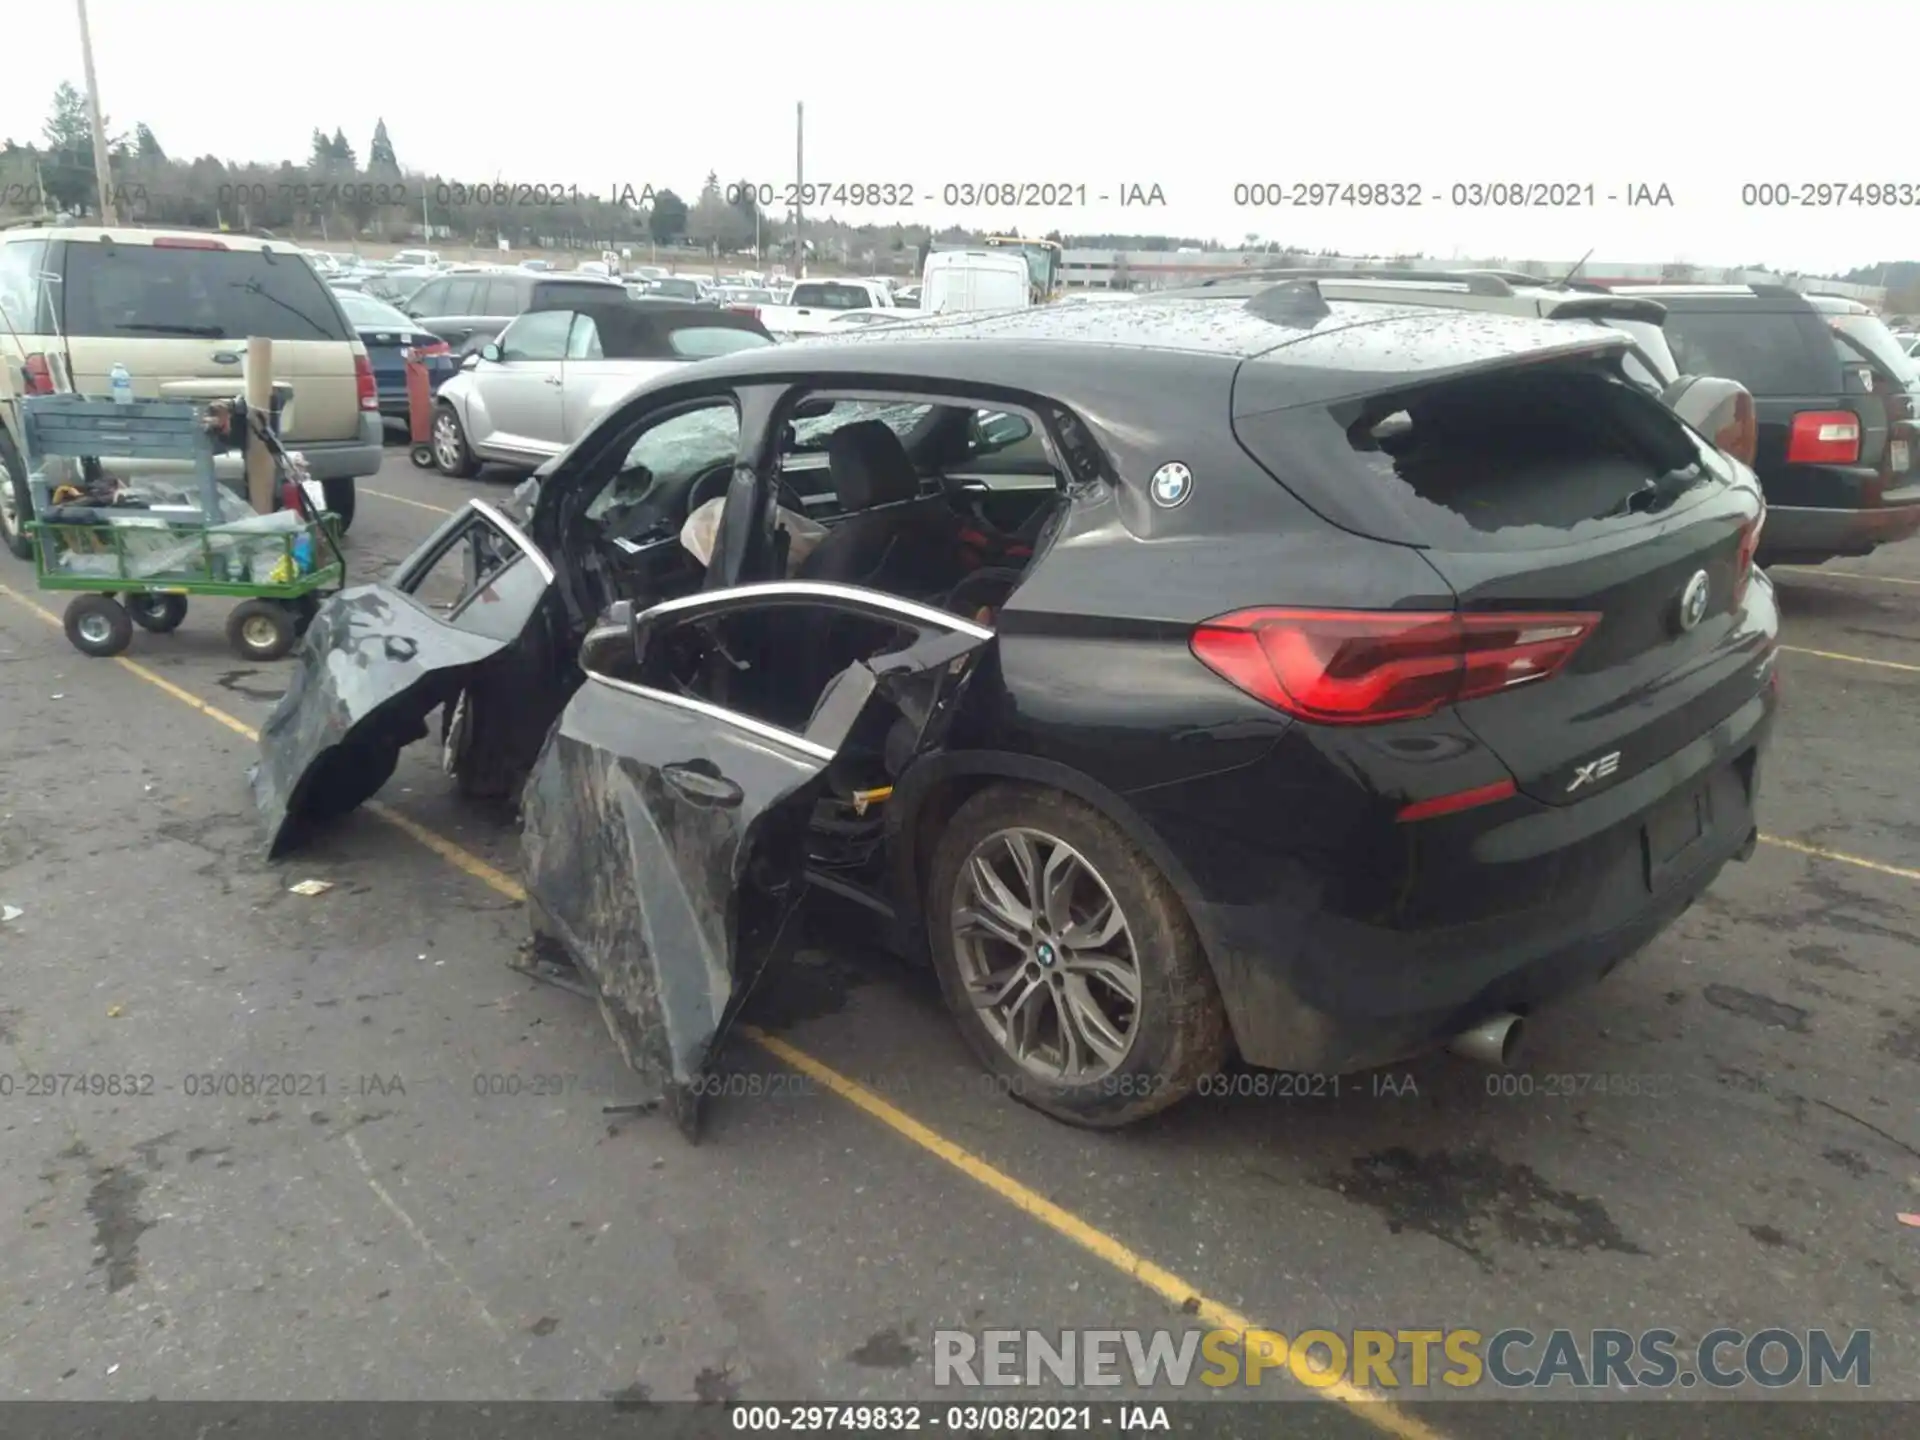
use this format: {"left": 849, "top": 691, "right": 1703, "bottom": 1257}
{"left": 1, "top": 445, "right": 1916, "bottom": 1432}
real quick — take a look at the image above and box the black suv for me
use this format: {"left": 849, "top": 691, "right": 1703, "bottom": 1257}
{"left": 1577, "top": 282, "right": 1920, "bottom": 565}
{"left": 398, "top": 271, "right": 627, "bottom": 354}
{"left": 253, "top": 284, "right": 1779, "bottom": 1134}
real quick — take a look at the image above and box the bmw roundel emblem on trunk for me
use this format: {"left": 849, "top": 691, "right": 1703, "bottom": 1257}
{"left": 1150, "top": 463, "right": 1193, "bottom": 508}
{"left": 1678, "top": 569, "right": 1710, "bottom": 632}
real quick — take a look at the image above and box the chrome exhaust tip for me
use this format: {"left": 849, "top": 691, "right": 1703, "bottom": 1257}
{"left": 1448, "top": 1012, "right": 1525, "bottom": 1068}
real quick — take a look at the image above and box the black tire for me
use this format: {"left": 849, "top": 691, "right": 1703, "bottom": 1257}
{"left": 926, "top": 784, "right": 1229, "bottom": 1128}
{"left": 126, "top": 593, "right": 189, "bottom": 633}
{"left": 410, "top": 442, "right": 435, "bottom": 469}
{"left": 0, "top": 428, "right": 33, "bottom": 561}
{"left": 432, "top": 403, "right": 478, "bottom": 479}
{"left": 441, "top": 687, "right": 519, "bottom": 799}
{"left": 226, "top": 598, "right": 299, "bottom": 662}
{"left": 320, "top": 479, "right": 356, "bottom": 532}
{"left": 289, "top": 593, "right": 322, "bottom": 637}
{"left": 64, "top": 593, "right": 133, "bottom": 657}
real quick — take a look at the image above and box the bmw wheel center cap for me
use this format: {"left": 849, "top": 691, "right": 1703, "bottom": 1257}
{"left": 1150, "top": 462, "right": 1192, "bottom": 508}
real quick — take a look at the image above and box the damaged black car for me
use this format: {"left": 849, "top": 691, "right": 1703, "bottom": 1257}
{"left": 254, "top": 287, "right": 1780, "bottom": 1135}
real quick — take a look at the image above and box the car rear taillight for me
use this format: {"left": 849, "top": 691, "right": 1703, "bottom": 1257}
{"left": 410, "top": 339, "right": 451, "bottom": 359}
{"left": 152, "top": 236, "right": 228, "bottom": 250}
{"left": 1733, "top": 509, "right": 1765, "bottom": 605}
{"left": 1785, "top": 410, "right": 1860, "bottom": 465}
{"left": 22, "top": 353, "right": 56, "bottom": 395}
{"left": 354, "top": 353, "right": 378, "bottom": 411}
{"left": 1189, "top": 608, "right": 1602, "bottom": 725}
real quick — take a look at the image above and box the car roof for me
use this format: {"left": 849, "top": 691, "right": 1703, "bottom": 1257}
{"left": 3, "top": 224, "right": 283, "bottom": 253}
{"left": 1573, "top": 282, "right": 1817, "bottom": 312}
{"left": 1158, "top": 273, "right": 1672, "bottom": 328}
{"left": 670, "top": 292, "right": 1634, "bottom": 408}
{"left": 1802, "top": 294, "right": 1874, "bottom": 315}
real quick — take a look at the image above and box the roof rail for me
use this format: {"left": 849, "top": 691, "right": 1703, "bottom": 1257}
{"left": 1201, "top": 266, "right": 1518, "bottom": 297}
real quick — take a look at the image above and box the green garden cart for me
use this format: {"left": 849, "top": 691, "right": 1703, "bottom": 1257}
{"left": 20, "top": 394, "right": 344, "bottom": 662}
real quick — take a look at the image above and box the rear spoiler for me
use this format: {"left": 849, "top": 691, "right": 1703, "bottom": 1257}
{"left": 1541, "top": 296, "right": 1668, "bottom": 325}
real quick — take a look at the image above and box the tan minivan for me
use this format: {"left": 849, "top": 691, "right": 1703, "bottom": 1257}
{"left": 0, "top": 223, "right": 383, "bottom": 557}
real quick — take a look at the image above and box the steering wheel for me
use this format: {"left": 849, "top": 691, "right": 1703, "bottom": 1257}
{"left": 684, "top": 464, "right": 810, "bottom": 525}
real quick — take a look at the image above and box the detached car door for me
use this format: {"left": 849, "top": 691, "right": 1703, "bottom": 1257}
{"left": 520, "top": 581, "right": 994, "bottom": 1140}
{"left": 251, "top": 499, "right": 557, "bottom": 857}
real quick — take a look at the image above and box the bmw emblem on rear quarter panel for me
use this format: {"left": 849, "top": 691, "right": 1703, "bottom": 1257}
{"left": 1678, "top": 569, "right": 1710, "bottom": 632}
{"left": 1150, "top": 463, "right": 1192, "bottom": 508}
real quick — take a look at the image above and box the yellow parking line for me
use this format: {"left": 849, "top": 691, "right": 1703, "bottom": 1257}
{"left": 751, "top": 1027, "right": 1442, "bottom": 1437}
{"left": 0, "top": 578, "right": 1442, "bottom": 1438}
{"left": 361, "top": 486, "right": 454, "bottom": 516}
{"left": 1774, "top": 566, "right": 1920, "bottom": 587}
{"left": 1758, "top": 834, "right": 1920, "bottom": 883}
{"left": 367, "top": 800, "right": 525, "bottom": 899}
{"left": 1779, "top": 643, "right": 1920, "bottom": 674}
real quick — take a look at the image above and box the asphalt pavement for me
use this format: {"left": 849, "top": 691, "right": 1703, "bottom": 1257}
{"left": 0, "top": 446, "right": 1916, "bottom": 1437}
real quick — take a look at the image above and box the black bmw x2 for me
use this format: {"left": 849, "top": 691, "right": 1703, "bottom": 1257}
{"left": 255, "top": 281, "right": 1779, "bottom": 1132}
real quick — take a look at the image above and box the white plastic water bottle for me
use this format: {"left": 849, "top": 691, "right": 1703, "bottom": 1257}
{"left": 109, "top": 362, "right": 134, "bottom": 405}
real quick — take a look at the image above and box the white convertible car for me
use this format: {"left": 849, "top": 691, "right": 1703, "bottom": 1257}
{"left": 428, "top": 299, "right": 775, "bottom": 476}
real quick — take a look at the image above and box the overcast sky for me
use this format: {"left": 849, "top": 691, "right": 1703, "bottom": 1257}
{"left": 4, "top": 0, "right": 1911, "bottom": 276}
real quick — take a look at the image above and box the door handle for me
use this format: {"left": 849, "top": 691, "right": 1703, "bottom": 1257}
{"left": 546, "top": 376, "right": 562, "bottom": 386}
{"left": 660, "top": 762, "right": 743, "bottom": 808}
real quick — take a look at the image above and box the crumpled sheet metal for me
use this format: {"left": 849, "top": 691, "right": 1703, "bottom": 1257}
{"left": 251, "top": 584, "right": 504, "bottom": 857}
{"left": 519, "top": 676, "right": 822, "bottom": 1137}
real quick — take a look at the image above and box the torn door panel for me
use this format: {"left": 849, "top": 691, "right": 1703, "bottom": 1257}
{"left": 519, "top": 673, "right": 829, "bottom": 1134}
{"left": 520, "top": 582, "right": 997, "bottom": 1139}
{"left": 250, "top": 583, "right": 509, "bottom": 858}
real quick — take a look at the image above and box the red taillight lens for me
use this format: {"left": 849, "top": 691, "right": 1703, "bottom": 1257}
{"left": 22, "top": 353, "right": 55, "bottom": 396}
{"left": 410, "top": 340, "right": 451, "bottom": 359}
{"left": 152, "top": 236, "right": 228, "bottom": 250}
{"left": 1733, "top": 509, "right": 1765, "bottom": 605}
{"left": 354, "top": 353, "right": 378, "bottom": 411}
{"left": 1189, "top": 608, "right": 1602, "bottom": 725}
{"left": 1785, "top": 410, "right": 1860, "bottom": 465}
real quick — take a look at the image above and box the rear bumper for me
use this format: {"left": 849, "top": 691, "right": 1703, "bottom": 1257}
{"left": 52, "top": 413, "right": 386, "bottom": 489}
{"left": 280, "top": 413, "right": 384, "bottom": 481}
{"left": 1759, "top": 500, "right": 1920, "bottom": 562}
{"left": 1178, "top": 685, "right": 1777, "bottom": 1075}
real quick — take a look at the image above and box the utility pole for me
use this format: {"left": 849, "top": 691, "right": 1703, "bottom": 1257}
{"left": 794, "top": 102, "right": 805, "bottom": 278}
{"left": 74, "top": 0, "right": 117, "bottom": 222}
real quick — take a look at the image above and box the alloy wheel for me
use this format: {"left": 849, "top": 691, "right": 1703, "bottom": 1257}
{"left": 949, "top": 826, "right": 1142, "bottom": 1080}
{"left": 433, "top": 413, "right": 462, "bottom": 471}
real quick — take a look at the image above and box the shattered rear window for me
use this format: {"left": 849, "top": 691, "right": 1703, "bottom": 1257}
{"left": 1236, "top": 363, "right": 1714, "bottom": 552}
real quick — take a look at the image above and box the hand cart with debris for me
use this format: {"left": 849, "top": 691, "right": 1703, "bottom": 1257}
{"left": 405, "top": 349, "right": 436, "bottom": 469}
{"left": 19, "top": 393, "right": 345, "bottom": 662}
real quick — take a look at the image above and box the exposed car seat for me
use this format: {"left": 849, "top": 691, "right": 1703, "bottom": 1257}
{"left": 795, "top": 420, "right": 968, "bottom": 598}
